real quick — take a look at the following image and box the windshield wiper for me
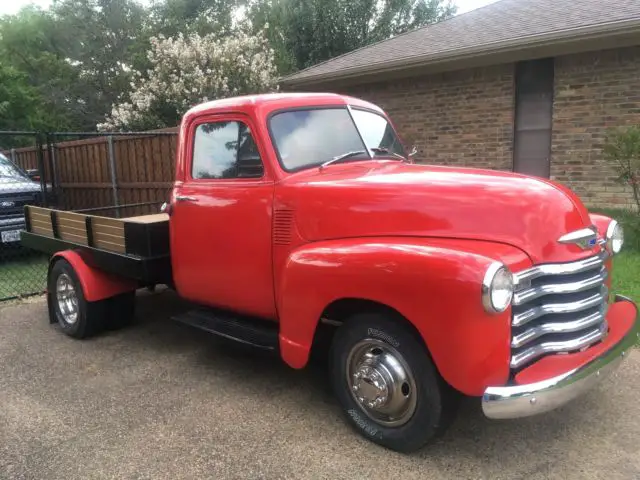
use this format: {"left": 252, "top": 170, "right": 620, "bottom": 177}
{"left": 320, "top": 150, "right": 368, "bottom": 169}
{"left": 370, "top": 147, "right": 407, "bottom": 161}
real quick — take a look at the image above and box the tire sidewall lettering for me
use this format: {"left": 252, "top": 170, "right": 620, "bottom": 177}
{"left": 366, "top": 327, "right": 400, "bottom": 348}
{"left": 347, "top": 409, "right": 381, "bottom": 438}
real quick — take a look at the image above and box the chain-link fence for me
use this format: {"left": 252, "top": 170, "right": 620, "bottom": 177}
{"left": 0, "top": 129, "right": 178, "bottom": 301}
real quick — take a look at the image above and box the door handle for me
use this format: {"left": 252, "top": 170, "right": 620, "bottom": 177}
{"left": 175, "top": 195, "right": 198, "bottom": 202}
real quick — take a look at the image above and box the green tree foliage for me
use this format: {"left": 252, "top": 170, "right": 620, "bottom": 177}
{"left": 148, "top": 0, "right": 242, "bottom": 37}
{"left": 0, "top": 8, "right": 80, "bottom": 146}
{"left": 0, "top": 1, "right": 148, "bottom": 136}
{"left": 0, "top": 64, "right": 40, "bottom": 147}
{"left": 0, "top": 0, "right": 456, "bottom": 139}
{"left": 49, "top": 0, "right": 149, "bottom": 125}
{"left": 249, "top": 0, "right": 457, "bottom": 74}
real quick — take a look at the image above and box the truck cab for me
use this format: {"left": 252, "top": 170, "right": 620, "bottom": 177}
{"left": 22, "top": 93, "right": 638, "bottom": 453}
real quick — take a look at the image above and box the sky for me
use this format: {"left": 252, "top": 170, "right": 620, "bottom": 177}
{"left": 0, "top": 0, "right": 501, "bottom": 16}
{"left": 455, "top": 0, "right": 500, "bottom": 13}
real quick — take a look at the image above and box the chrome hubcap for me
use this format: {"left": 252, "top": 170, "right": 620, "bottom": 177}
{"left": 346, "top": 338, "right": 417, "bottom": 427}
{"left": 56, "top": 273, "right": 78, "bottom": 324}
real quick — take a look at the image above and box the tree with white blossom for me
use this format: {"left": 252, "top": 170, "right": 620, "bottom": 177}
{"left": 98, "top": 27, "right": 278, "bottom": 131}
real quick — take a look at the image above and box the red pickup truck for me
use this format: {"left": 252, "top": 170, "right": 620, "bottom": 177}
{"left": 21, "top": 93, "right": 638, "bottom": 452}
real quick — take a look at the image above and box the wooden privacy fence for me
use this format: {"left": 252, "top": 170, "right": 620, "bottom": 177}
{"left": 6, "top": 129, "right": 178, "bottom": 217}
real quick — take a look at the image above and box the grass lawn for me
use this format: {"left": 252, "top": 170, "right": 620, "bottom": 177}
{"left": 0, "top": 253, "right": 48, "bottom": 301}
{"left": 611, "top": 252, "right": 640, "bottom": 346}
{"left": 612, "top": 252, "right": 640, "bottom": 301}
{"left": 611, "top": 250, "right": 640, "bottom": 348}
{"left": 595, "top": 208, "right": 639, "bottom": 344}
{"left": 595, "top": 208, "right": 639, "bottom": 299}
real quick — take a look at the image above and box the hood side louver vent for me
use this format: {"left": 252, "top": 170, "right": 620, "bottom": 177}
{"left": 273, "top": 209, "right": 295, "bottom": 246}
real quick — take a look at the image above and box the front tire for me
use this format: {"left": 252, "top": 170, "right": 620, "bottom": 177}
{"left": 48, "top": 259, "right": 107, "bottom": 339}
{"left": 329, "top": 313, "right": 458, "bottom": 452}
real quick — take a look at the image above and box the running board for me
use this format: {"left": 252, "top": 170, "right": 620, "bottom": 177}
{"left": 172, "top": 309, "right": 279, "bottom": 350}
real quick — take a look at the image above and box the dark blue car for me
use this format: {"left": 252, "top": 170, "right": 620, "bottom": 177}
{"left": 0, "top": 152, "right": 42, "bottom": 246}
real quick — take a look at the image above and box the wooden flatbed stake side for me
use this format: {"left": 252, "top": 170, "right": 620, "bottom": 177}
{"left": 22, "top": 206, "right": 172, "bottom": 285}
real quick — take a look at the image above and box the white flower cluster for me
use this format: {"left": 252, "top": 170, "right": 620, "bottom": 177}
{"left": 98, "top": 28, "right": 278, "bottom": 131}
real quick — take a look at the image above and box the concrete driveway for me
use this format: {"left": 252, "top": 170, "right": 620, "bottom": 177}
{"left": 1, "top": 290, "right": 639, "bottom": 480}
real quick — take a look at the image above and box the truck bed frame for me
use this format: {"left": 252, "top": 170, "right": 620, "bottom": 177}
{"left": 21, "top": 206, "right": 172, "bottom": 285}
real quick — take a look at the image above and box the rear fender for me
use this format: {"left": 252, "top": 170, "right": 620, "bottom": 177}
{"left": 49, "top": 250, "right": 137, "bottom": 303}
{"left": 277, "top": 237, "right": 530, "bottom": 396}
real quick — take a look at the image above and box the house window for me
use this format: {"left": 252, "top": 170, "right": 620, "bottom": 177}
{"left": 513, "top": 58, "right": 554, "bottom": 178}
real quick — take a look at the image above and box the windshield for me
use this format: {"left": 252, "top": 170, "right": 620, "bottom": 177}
{"left": 269, "top": 107, "right": 405, "bottom": 172}
{"left": 351, "top": 109, "right": 406, "bottom": 158}
{"left": 0, "top": 153, "right": 27, "bottom": 179}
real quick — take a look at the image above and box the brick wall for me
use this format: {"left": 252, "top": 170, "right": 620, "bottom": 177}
{"left": 552, "top": 46, "right": 640, "bottom": 209}
{"left": 343, "top": 64, "right": 515, "bottom": 170}
{"left": 335, "top": 46, "right": 640, "bottom": 209}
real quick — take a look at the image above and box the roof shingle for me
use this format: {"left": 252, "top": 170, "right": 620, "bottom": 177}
{"left": 282, "top": 0, "right": 640, "bottom": 85}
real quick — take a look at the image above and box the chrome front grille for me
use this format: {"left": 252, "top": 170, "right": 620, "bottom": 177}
{"left": 0, "top": 193, "right": 39, "bottom": 217}
{"left": 510, "top": 253, "right": 609, "bottom": 370}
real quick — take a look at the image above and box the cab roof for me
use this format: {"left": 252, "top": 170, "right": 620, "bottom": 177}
{"left": 182, "top": 92, "right": 384, "bottom": 123}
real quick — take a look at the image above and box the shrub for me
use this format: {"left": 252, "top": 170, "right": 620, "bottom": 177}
{"left": 98, "top": 27, "right": 278, "bottom": 131}
{"left": 603, "top": 125, "right": 640, "bottom": 212}
{"left": 595, "top": 208, "right": 640, "bottom": 252}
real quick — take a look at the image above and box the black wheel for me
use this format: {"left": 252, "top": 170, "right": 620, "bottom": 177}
{"left": 329, "top": 313, "right": 458, "bottom": 452}
{"left": 48, "top": 259, "right": 107, "bottom": 339}
{"left": 104, "top": 291, "right": 136, "bottom": 330}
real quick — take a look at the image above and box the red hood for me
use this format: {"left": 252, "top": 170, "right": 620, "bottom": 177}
{"left": 277, "top": 161, "right": 599, "bottom": 264}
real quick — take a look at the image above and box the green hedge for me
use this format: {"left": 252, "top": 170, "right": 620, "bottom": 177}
{"left": 593, "top": 208, "right": 640, "bottom": 252}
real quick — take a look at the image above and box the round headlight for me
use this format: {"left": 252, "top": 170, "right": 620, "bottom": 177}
{"left": 482, "top": 263, "right": 514, "bottom": 314}
{"left": 606, "top": 220, "right": 624, "bottom": 255}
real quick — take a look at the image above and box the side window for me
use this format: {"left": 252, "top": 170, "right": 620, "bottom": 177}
{"left": 192, "top": 121, "right": 264, "bottom": 179}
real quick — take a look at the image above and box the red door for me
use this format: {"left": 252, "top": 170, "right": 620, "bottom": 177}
{"left": 170, "top": 114, "right": 276, "bottom": 319}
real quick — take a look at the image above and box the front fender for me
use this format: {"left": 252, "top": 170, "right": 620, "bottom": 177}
{"left": 277, "top": 237, "right": 530, "bottom": 396}
{"left": 589, "top": 212, "right": 614, "bottom": 285}
{"left": 589, "top": 213, "right": 613, "bottom": 239}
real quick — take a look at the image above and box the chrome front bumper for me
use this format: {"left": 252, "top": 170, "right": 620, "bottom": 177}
{"left": 0, "top": 215, "right": 25, "bottom": 230}
{"left": 482, "top": 295, "right": 639, "bottom": 419}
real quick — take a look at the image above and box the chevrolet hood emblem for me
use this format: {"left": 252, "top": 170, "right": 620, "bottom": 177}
{"left": 558, "top": 227, "right": 598, "bottom": 250}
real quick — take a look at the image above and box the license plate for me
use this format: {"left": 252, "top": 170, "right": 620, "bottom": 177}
{"left": 1, "top": 230, "right": 21, "bottom": 243}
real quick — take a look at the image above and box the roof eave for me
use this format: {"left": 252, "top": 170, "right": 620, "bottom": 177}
{"left": 281, "top": 18, "right": 640, "bottom": 87}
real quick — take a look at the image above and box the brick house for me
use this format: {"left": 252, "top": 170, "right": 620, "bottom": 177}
{"left": 281, "top": 0, "right": 640, "bottom": 209}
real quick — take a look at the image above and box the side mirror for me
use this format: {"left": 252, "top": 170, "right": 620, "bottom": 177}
{"left": 160, "top": 201, "right": 172, "bottom": 216}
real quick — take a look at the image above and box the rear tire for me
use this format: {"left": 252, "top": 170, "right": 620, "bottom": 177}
{"left": 329, "top": 313, "right": 458, "bottom": 452}
{"left": 48, "top": 259, "right": 107, "bottom": 339}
